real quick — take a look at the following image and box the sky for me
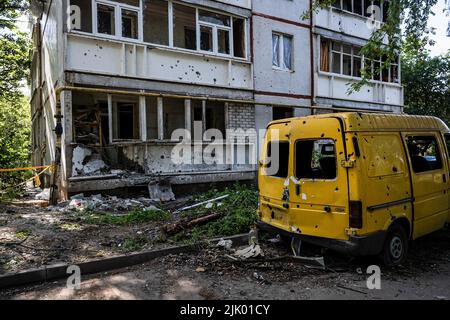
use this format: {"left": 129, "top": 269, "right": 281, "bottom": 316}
{"left": 427, "top": 0, "right": 450, "bottom": 56}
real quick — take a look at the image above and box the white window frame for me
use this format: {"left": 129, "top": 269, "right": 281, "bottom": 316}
{"left": 272, "top": 32, "right": 293, "bottom": 71}
{"left": 93, "top": 0, "right": 143, "bottom": 42}
{"left": 320, "top": 37, "right": 400, "bottom": 84}
{"left": 197, "top": 9, "right": 233, "bottom": 56}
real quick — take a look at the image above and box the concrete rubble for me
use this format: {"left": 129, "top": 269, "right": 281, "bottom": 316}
{"left": 48, "top": 193, "right": 160, "bottom": 213}
{"left": 72, "top": 145, "right": 107, "bottom": 177}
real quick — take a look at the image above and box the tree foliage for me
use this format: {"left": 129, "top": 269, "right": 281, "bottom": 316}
{"left": 0, "top": 94, "right": 31, "bottom": 190}
{"left": 0, "top": 0, "right": 31, "bottom": 193}
{"left": 402, "top": 53, "right": 450, "bottom": 125}
{"left": 307, "top": 0, "right": 440, "bottom": 92}
{"left": 0, "top": 0, "right": 30, "bottom": 96}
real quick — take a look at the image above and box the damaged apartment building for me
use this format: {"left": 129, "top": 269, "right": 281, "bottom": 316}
{"left": 30, "top": 0, "right": 403, "bottom": 199}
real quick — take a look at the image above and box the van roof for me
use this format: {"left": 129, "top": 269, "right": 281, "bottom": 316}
{"left": 270, "top": 112, "right": 450, "bottom": 133}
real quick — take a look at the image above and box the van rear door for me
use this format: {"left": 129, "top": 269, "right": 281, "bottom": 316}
{"left": 288, "top": 117, "right": 350, "bottom": 240}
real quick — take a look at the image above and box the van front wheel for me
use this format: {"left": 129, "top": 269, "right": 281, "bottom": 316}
{"left": 380, "top": 224, "right": 408, "bottom": 267}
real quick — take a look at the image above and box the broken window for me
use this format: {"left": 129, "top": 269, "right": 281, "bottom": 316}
{"left": 272, "top": 33, "right": 293, "bottom": 70}
{"left": 163, "top": 98, "right": 185, "bottom": 140}
{"left": 122, "top": 9, "right": 138, "bottom": 39}
{"left": 146, "top": 97, "right": 158, "bottom": 140}
{"left": 272, "top": 107, "right": 293, "bottom": 121}
{"left": 331, "top": 42, "right": 341, "bottom": 74}
{"left": 173, "top": 3, "right": 197, "bottom": 50}
{"left": 191, "top": 101, "right": 225, "bottom": 139}
{"left": 97, "top": 3, "right": 116, "bottom": 35}
{"left": 266, "top": 141, "right": 290, "bottom": 178}
{"left": 353, "top": 46, "right": 362, "bottom": 77}
{"left": 233, "top": 18, "right": 245, "bottom": 58}
{"left": 205, "top": 102, "right": 225, "bottom": 137}
{"left": 114, "top": 0, "right": 140, "bottom": 6}
{"left": 70, "top": 0, "right": 92, "bottom": 33}
{"left": 72, "top": 93, "right": 109, "bottom": 146}
{"left": 143, "top": 0, "right": 169, "bottom": 45}
{"left": 407, "top": 136, "right": 443, "bottom": 173}
{"left": 199, "top": 10, "right": 231, "bottom": 55}
{"left": 112, "top": 97, "right": 140, "bottom": 140}
{"left": 296, "top": 139, "right": 337, "bottom": 180}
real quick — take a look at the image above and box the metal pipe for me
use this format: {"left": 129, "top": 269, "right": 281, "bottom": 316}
{"left": 55, "top": 85, "right": 391, "bottom": 113}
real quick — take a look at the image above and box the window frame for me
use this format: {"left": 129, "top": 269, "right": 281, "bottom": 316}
{"left": 331, "top": 0, "right": 390, "bottom": 23}
{"left": 69, "top": 0, "right": 249, "bottom": 61}
{"left": 272, "top": 32, "right": 294, "bottom": 71}
{"left": 406, "top": 134, "right": 444, "bottom": 174}
{"left": 93, "top": 0, "right": 143, "bottom": 42}
{"left": 319, "top": 36, "right": 400, "bottom": 85}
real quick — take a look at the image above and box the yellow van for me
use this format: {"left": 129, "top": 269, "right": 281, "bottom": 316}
{"left": 257, "top": 113, "right": 450, "bottom": 266}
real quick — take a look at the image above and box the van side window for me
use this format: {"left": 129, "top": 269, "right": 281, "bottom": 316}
{"left": 295, "top": 139, "right": 337, "bottom": 179}
{"left": 266, "top": 141, "right": 289, "bottom": 178}
{"left": 407, "top": 136, "right": 443, "bottom": 173}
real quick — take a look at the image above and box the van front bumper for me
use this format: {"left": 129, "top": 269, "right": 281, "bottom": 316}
{"left": 257, "top": 221, "right": 386, "bottom": 257}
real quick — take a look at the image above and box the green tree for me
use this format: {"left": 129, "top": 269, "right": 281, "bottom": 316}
{"left": 402, "top": 53, "right": 450, "bottom": 125}
{"left": 0, "top": 94, "right": 31, "bottom": 190}
{"left": 0, "top": 0, "right": 30, "bottom": 96}
{"left": 307, "top": 0, "right": 440, "bottom": 92}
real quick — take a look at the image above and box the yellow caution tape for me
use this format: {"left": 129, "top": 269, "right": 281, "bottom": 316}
{"left": 0, "top": 165, "right": 51, "bottom": 173}
{"left": 0, "top": 165, "right": 54, "bottom": 193}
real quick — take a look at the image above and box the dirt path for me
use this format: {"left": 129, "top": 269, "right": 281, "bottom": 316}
{"left": 1, "top": 229, "right": 449, "bottom": 300}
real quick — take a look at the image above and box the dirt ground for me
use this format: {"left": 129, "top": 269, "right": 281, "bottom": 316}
{"left": 0, "top": 199, "right": 181, "bottom": 274}
{"left": 1, "top": 228, "right": 450, "bottom": 300}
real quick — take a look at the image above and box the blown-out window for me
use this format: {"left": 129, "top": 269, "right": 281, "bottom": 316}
{"left": 295, "top": 139, "right": 337, "bottom": 180}
{"left": 266, "top": 141, "right": 290, "bottom": 178}
{"left": 406, "top": 136, "right": 443, "bottom": 173}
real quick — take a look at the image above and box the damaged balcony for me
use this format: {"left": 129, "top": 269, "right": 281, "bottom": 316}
{"left": 66, "top": 0, "right": 253, "bottom": 90}
{"left": 66, "top": 91, "right": 257, "bottom": 194}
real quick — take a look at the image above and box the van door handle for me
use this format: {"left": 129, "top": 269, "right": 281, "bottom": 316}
{"left": 296, "top": 184, "right": 301, "bottom": 196}
{"left": 443, "top": 174, "right": 447, "bottom": 183}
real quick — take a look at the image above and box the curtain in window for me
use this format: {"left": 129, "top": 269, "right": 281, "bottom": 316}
{"left": 283, "top": 36, "right": 292, "bottom": 70}
{"left": 320, "top": 40, "right": 330, "bottom": 72}
{"left": 272, "top": 34, "right": 280, "bottom": 67}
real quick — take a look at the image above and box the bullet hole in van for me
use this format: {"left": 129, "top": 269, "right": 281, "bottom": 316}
{"left": 321, "top": 133, "right": 325, "bottom": 137}
{"left": 271, "top": 211, "right": 274, "bottom": 219}
{"left": 338, "top": 128, "right": 341, "bottom": 132}
{"left": 335, "top": 187, "right": 339, "bottom": 191}
{"left": 303, "top": 121, "right": 306, "bottom": 124}
{"left": 393, "top": 166, "right": 398, "bottom": 172}
{"left": 315, "top": 225, "right": 318, "bottom": 229}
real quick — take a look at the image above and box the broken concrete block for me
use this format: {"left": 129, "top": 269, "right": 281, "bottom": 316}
{"left": 72, "top": 146, "right": 92, "bottom": 177}
{"left": 148, "top": 180, "right": 175, "bottom": 202}
{"left": 82, "top": 159, "right": 107, "bottom": 175}
{"left": 35, "top": 188, "right": 50, "bottom": 201}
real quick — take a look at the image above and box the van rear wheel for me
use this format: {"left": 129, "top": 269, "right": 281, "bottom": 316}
{"left": 380, "top": 224, "right": 408, "bottom": 267}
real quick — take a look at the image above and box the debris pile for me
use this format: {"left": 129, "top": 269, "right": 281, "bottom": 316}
{"left": 50, "top": 193, "right": 159, "bottom": 213}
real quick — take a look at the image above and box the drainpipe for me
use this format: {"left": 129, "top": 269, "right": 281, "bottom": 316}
{"left": 309, "top": 0, "right": 315, "bottom": 115}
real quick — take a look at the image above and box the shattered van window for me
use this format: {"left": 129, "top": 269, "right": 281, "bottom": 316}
{"left": 296, "top": 139, "right": 337, "bottom": 180}
{"left": 266, "top": 141, "right": 289, "bottom": 178}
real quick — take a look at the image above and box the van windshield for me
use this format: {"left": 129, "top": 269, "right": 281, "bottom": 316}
{"left": 295, "top": 139, "right": 337, "bottom": 180}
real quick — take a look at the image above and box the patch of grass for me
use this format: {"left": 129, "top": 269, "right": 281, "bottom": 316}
{"left": 122, "top": 235, "right": 148, "bottom": 252}
{"left": 15, "top": 229, "right": 32, "bottom": 240}
{"left": 59, "top": 223, "right": 82, "bottom": 231}
{"left": 83, "top": 208, "right": 171, "bottom": 226}
{"left": 173, "top": 183, "right": 258, "bottom": 242}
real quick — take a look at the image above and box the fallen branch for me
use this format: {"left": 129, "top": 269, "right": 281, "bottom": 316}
{"left": 161, "top": 212, "right": 222, "bottom": 237}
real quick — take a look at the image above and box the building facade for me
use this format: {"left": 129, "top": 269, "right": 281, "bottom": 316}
{"left": 30, "top": 0, "right": 403, "bottom": 199}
